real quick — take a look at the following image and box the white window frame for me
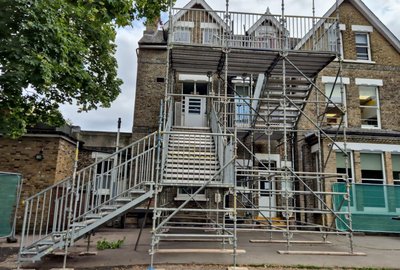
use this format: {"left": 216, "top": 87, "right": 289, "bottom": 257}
{"left": 358, "top": 83, "right": 381, "bottom": 129}
{"left": 322, "top": 77, "right": 350, "bottom": 127}
{"left": 324, "top": 83, "right": 347, "bottom": 127}
{"left": 354, "top": 32, "right": 372, "bottom": 61}
{"left": 173, "top": 26, "right": 191, "bottom": 43}
{"left": 360, "top": 152, "right": 386, "bottom": 184}
{"left": 359, "top": 152, "right": 388, "bottom": 212}
{"left": 352, "top": 25, "right": 373, "bottom": 62}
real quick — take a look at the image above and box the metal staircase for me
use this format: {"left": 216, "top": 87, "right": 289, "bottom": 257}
{"left": 19, "top": 132, "right": 159, "bottom": 262}
{"left": 162, "top": 127, "right": 220, "bottom": 184}
{"left": 255, "top": 75, "right": 312, "bottom": 130}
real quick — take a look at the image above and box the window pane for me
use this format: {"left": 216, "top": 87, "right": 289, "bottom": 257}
{"left": 355, "top": 33, "right": 370, "bottom": 60}
{"left": 393, "top": 154, "right": 400, "bottom": 180}
{"left": 183, "top": 82, "right": 195, "bottom": 94}
{"left": 361, "top": 153, "right": 384, "bottom": 181}
{"left": 359, "top": 86, "right": 379, "bottom": 128}
{"left": 355, "top": 33, "right": 368, "bottom": 45}
{"left": 360, "top": 107, "right": 378, "bottom": 126}
{"left": 359, "top": 86, "right": 377, "bottom": 106}
{"left": 325, "top": 84, "right": 343, "bottom": 104}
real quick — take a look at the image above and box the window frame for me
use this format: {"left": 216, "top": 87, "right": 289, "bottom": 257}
{"left": 360, "top": 152, "right": 386, "bottom": 184}
{"left": 173, "top": 27, "right": 191, "bottom": 43}
{"left": 355, "top": 32, "right": 372, "bottom": 61}
{"left": 392, "top": 154, "right": 400, "bottom": 185}
{"left": 358, "top": 84, "right": 381, "bottom": 129}
{"left": 324, "top": 82, "right": 347, "bottom": 127}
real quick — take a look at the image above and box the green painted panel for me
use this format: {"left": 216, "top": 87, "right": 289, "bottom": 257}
{"left": 0, "top": 173, "right": 22, "bottom": 238}
{"left": 332, "top": 183, "right": 400, "bottom": 233}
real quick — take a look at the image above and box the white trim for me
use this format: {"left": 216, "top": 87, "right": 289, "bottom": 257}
{"left": 179, "top": 74, "right": 208, "bottom": 82}
{"left": 352, "top": 25, "right": 373, "bottom": 32}
{"left": 342, "top": 59, "right": 376, "bottom": 64}
{"left": 355, "top": 78, "right": 383, "bottom": 86}
{"left": 321, "top": 76, "right": 350, "bottom": 84}
{"left": 333, "top": 142, "right": 400, "bottom": 153}
{"left": 174, "top": 21, "right": 194, "bottom": 28}
{"left": 200, "top": 23, "right": 219, "bottom": 29}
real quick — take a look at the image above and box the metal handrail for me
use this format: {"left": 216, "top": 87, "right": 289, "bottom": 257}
{"left": 170, "top": 7, "right": 338, "bottom": 52}
{"left": 19, "top": 131, "right": 159, "bottom": 260}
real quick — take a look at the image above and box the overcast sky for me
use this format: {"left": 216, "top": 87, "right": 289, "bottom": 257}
{"left": 60, "top": 0, "right": 400, "bottom": 133}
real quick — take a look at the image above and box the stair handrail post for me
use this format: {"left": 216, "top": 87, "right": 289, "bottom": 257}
{"left": 63, "top": 141, "right": 79, "bottom": 269}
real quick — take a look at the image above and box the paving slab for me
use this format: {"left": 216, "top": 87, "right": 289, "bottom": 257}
{"left": 1, "top": 228, "right": 400, "bottom": 269}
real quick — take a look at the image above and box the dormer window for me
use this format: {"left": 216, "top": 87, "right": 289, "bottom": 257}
{"left": 173, "top": 21, "right": 194, "bottom": 43}
{"left": 174, "top": 27, "right": 191, "bottom": 43}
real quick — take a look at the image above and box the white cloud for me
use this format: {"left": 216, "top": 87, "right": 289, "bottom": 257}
{"left": 60, "top": 0, "right": 399, "bottom": 133}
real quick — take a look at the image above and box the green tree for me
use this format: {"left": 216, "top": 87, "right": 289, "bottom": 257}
{"left": 0, "top": 0, "right": 171, "bottom": 138}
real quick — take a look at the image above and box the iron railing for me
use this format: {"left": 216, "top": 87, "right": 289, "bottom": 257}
{"left": 170, "top": 8, "right": 338, "bottom": 52}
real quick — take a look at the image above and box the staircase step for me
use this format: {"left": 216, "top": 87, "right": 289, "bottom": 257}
{"left": 166, "top": 164, "right": 219, "bottom": 170}
{"left": 163, "top": 173, "right": 219, "bottom": 180}
{"left": 169, "top": 140, "right": 214, "bottom": 146}
{"left": 86, "top": 213, "right": 108, "bottom": 219}
{"left": 166, "top": 158, "right": 218, "bottom": 165}
{"left": 115, "top": 197, "right": 132, "bottom": 203}
{"left": 165, "top": 168, "right": 218, "bottom": 174}
{"left": 100, "top": 205, "right": 119, "bottom": 211}
{"left": 168, "top": 151, "right": 217, "bottom": 157}
{"left": 130, "top": 189, "right": 147, "bottom": 194}
{"left": 71, "top": 219, "right": 97, "bottom": 228}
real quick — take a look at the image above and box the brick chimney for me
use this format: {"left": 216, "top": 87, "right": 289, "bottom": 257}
{"left": 144, "top": 16, "right": 160, "bottom": 35}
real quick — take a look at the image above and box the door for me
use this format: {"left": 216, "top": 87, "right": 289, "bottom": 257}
{"left": 182, "top": 81, "right": 208, "bottom": 127}
{"left": 235, "top": 83, "right": 251, "bottom": 127}
{"left": 257, "top": 156, "right": 280, "bottom": 219}
{"left": 184, "top": 96, "right": 206, "bottom": 127}
{"left": 259, "top": 179, "right": 277, "bottom": 218}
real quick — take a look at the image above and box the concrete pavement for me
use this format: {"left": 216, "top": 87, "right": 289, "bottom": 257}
{"left": 1, "top": 227, "right": 400, "bottom": 269}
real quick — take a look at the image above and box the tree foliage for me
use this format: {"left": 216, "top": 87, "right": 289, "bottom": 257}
{"left": 0, "top": 0, "right": 171, "bottom": 138}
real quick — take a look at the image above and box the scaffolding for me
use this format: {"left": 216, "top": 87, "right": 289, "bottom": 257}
{"left": 150, "top": 0, "right": 356, "bottom": 267}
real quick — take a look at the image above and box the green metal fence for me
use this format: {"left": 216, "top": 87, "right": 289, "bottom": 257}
{"left": 0, "top": 172, "right": 23, "bottom": 239}
{"left": 332, "top": 183, "right": 400, "bottom": 233}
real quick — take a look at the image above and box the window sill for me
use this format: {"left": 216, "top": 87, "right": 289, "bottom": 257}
{"left": 341, "top": 59, "right": 376, "bottom": 64}
{"left": 361, "top": 125, "right": 381, "bottom": 129}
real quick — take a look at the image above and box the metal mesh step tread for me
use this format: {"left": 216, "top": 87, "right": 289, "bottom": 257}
{"left": 168, "top": 151, "right": 217, "bottom": 156}
{"left": 163, "top": 174, "right": 219, "bottom": 180}
{"left": 166, "top": 158, "right": 218, "bottom": 164}
{"left": 165, "top": 164, "right": 219, "bottom": 170}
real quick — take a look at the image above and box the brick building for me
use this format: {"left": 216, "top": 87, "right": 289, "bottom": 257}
{"left": 132, "top": 0, "right": 400, "bottom": 230}
{"left": 296, "top": 0, "right": 400, "bottom": 227}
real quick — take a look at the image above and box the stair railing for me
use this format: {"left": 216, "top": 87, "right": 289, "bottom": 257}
{"left": 161, "top": 97, "right": 173, "bottom": 177}
{"left": 19, "top": 131, "right": 158, "bottom": 258}
{"left": 210, "top": 103, "right": 235, "bottom": 185}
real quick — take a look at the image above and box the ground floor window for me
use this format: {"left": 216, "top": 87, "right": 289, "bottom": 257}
{"left": 360, "top": 153, "right": 385, "bottom": 184}
{"left": 336, "top": 151, "right": 353, "bottom": 182}
{"left": 392, "top": 154, "right": 400, "bottom": 185}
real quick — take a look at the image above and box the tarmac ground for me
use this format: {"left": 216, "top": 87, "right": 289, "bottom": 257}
{"left": 1, "top": 227, "right": 400, "bottom": 270}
